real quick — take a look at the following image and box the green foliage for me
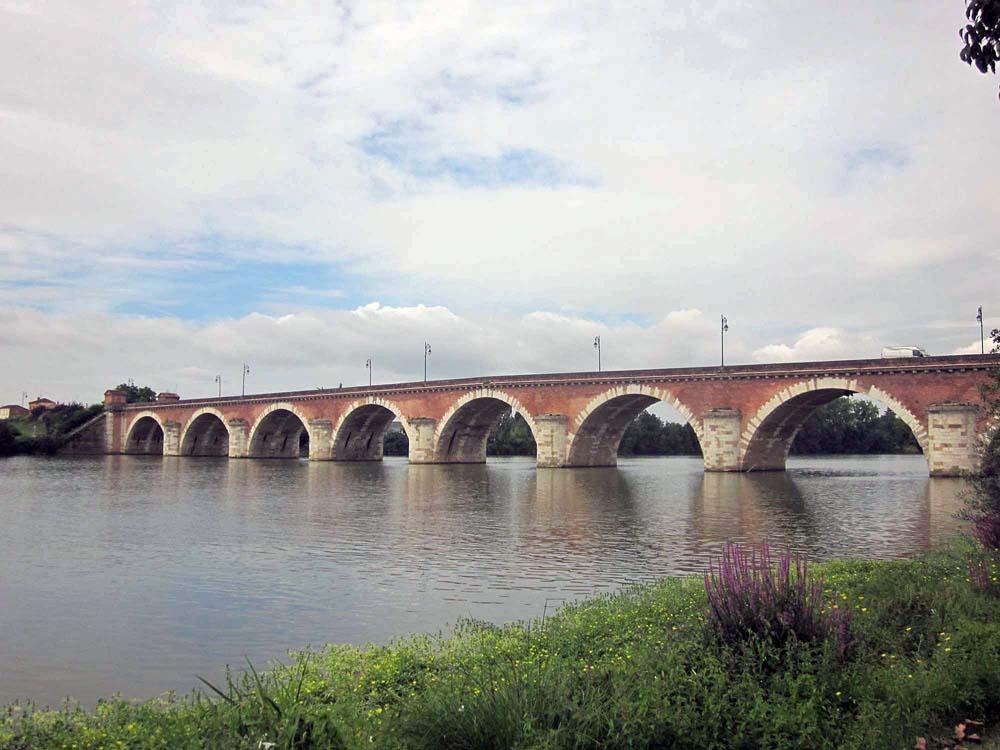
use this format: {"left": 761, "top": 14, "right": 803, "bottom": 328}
{"left": 963, "top": 328, "right": 1000, "bottom": 550}
{"left": 0, "top": 423, "right": 15, "bottom": 456}
{"left": 5, "top": 546, "right": 1000, "bottom": 750}
{"left": 961, "top": 0, "right": 1000, "bottom": 98}
{"left": 115, "top": 382, "right": 157, "bottom": 403}
{"left": 619, "top": 411, "right": 702, "bottom": 456}
{"left": 487, "top": 412, "right": 537, "bottom": 456}
{"left": 791, "top": 396, "right": 921, "bottom": 455}
{"left": 0, "top": 403, "right": 103, "bottom": 457}
{"left": 383, "top": 430, "right": 409, "bottom": 457}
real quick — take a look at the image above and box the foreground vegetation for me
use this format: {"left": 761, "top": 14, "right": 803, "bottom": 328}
{"left": 4, "top": 543, "right": 1000, "bottom": 750}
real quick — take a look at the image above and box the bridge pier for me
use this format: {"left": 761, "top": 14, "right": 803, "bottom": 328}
{"left": 228, "top": 419, "right": 249, "bottom": 458}
{"left": 535, "top": 414, "right": 569, "bottom": 468}
{"left": 308, "top": 419, "right": 334, "bottom": 461}
{"left": 927, "top": 403, "right": 981, "bottom": 477}
{"left": 163, "top": 421, "right": 182, "bottom": 457}
{"left": 702, "top": 408, "right": 742, "bottom": 472}
{"left": 406, "top": 417, "right": 438, "bottom": 463}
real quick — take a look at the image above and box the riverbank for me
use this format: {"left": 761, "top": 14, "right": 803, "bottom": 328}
{"left": 3, "top": 543, "right": 999, "bottom": 749}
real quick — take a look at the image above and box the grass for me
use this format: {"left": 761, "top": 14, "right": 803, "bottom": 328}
{"left": 3, "top": 543, "right": 1000, "bottom": 749}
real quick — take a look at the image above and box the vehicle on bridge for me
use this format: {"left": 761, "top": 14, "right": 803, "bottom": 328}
{"left": 881, "top": 346, "right": 928, "bottom": 358}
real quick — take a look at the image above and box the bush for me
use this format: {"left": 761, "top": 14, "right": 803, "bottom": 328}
{"left": 704, "top": 543, "right": 852, "bottom": 659}
{"left": 963, "top": 326, "right": 1000, "bottom": 551}
{"left": 0, "top": 423, "right": 15, "bottom": 456}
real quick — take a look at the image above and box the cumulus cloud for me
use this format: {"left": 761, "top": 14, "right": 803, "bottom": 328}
{"left": 751, "top": 328, "right": 878, "bottom": 363}
{"left": 1, "top": 0, "right": 997, "bottom": 393}
{"left": 2, "top": 304, "right": 735, "bottom": 403}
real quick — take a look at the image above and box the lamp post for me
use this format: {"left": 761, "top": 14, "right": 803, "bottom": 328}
{"left": 242, "top": 363, "right": 250, "bottom": 396}
{"left": 365, "top": 358, "right": 372, "bottom": 386}
{"left": 423, "top": 342, "right": 432, "bottom": 383}
{"left": 593, "top": 336, "right": 601, "bottom": 372}
{"left": 978, "top": 306, "right": 985, "bottom": 354}
{"left": 720, "top": 315, "right": 729, "bottom": 367}
{"left": 214, "top": 374, "right": 222, "bottom": 398}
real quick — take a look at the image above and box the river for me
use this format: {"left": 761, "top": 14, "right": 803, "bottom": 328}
{"left": 0, "top": 453, "right": 965, "bottom": 706}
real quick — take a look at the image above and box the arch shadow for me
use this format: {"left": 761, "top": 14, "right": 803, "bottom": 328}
{"left": 739, "top": 379, "right": 928, "bottom": 473}
{"left": 180, "top": 409, "right": 230, "bottom": 457}
{"left": 124, "top": 413, "right": 164, "bottom": 455}
{"left": 565, "top": 385, "right": 703, "bottom": 468}
{"left": 333, "top": 398, "right": 413, "bottom": 461}
{"left": 434, "top": 389, "right": 540, "bottom": 463}
{"left": 248, "top": 404, "right": 311, "bottom": 459}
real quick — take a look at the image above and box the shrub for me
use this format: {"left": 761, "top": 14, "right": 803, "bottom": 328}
{"left": 0, "top": 423, "right": 15, "bottom": 457}
{"left": 961, "top": 326, "right": 1000, "bottom": 551}
{"left": 704, "top": 542, "right": 852, "bottom": 658}
{"left": 969, "top": 552, "right": 1000, "bottom": 595}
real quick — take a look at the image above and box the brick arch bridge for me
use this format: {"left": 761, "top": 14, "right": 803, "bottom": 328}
{"left": 87, "top": 354, "right": 998, "bottom": 476}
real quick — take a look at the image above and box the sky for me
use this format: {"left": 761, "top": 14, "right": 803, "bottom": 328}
{"left": 2, "top": 0, "right": 998, "bottom": 407}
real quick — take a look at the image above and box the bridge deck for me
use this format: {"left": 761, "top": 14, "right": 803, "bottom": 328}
{"left": 121, "top": 353, "right": 998, "bottom": 410}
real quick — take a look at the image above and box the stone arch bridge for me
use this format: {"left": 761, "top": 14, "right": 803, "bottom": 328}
{"left": 82, "top": 355, "right": 998, "bottom": 476}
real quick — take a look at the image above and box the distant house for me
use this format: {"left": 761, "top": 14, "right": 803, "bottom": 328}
{"left": 0, "top": 404, "right": 29, "bottom": 420}
{"left": 28, "top": 397, "right": 58, "bottom": 412}
{"left": 388, "top": 420, "right": 404, "bottom": 434}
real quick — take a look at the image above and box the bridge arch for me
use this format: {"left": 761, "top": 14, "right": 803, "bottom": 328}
{"left": 179, "top": 408, "right": 230, "bottom": 457}
{"left": 332, "top": 397, "right": 414, "bottom": 461}
{"left": 565, "top": 384, "right": 703, "bottom": 467}
{"left": 124, "top": 411, "right": 165, "bottom": 455}
{"left": 739, "top": 378, "right": 928, "bottom": 472}
{"left": 248, "top": 402, "right": 312, "bottom": 459}
{"left": 434, "top": 388, "right": 540, "bottom": 463}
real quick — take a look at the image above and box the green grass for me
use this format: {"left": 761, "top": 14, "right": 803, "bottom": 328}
{"left": 4, "top": 543, "right": 1000, "bottom": 750}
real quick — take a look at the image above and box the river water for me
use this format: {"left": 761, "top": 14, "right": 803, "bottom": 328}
{"left": 0, "top": 453, "right": 965, "bottom": 706}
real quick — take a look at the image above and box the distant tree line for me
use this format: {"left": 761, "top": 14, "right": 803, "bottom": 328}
{"left": 790, "top": 397, "right": 920, "bottom": 455}
{"left": 618, "top": 412, "right": 702, "bottom": 456}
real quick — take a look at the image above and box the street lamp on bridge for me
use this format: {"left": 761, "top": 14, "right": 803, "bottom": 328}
{"left": 214, "top": 374, "right": 222, "bottom": 398}
{"left": 593, "top": 336, "right": 601, "bottom": 372}
{"left": 423, "top": 342, "right": 432, "bottom": 383}
{"left": 242, "top": 363, "right": 250, "bottom": 396}
{"left": 721, "top": 315, "right": 729, "bottom": 367}
{"left": 365, "top": 358, "right": 372, "bottom": 386}
{"left": 978, "top": 306, "right": 985, "bottom": 354}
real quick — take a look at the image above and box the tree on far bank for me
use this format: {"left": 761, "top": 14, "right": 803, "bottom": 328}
{"left": 791, "top": 397, "right": 921, "bottom": 455}
{"left": 963, "top": 326, "right": 1000, "bottom": 548}
{"left": 961, "top": 0, "right": 1000, "bottom": 99}
{"left": 115, "top": 382, "right": 157, "bottom": 403}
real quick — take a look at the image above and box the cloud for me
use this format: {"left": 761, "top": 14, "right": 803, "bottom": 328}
{"left": 752, "top": 328, "right": 868, "bottom": 363}
{"left": 2, "top": 0, "right": 998, "bottom": 387}
{"left": 2, "top": 304, "right": 735, "bottom": 403}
